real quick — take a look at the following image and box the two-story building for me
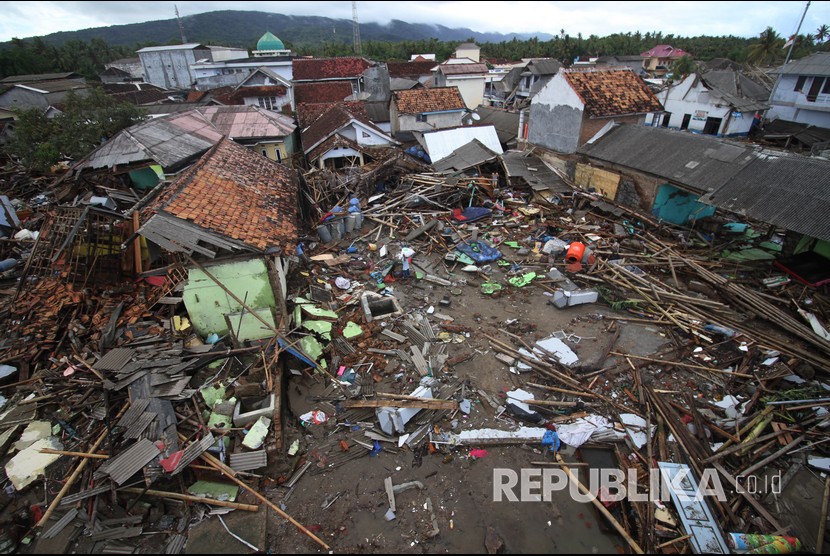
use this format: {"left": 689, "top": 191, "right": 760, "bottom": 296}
{"left": 389, "top": 87, "right": 467, "bottom": 138}
{"left": 640, "top": 45, "right": 691, "bottom": 78}
{"left": 767, "top": 52, "right": 830, "bottom": 129}
{"left": 432, "top": 59, "right": 488, "bottom": 110}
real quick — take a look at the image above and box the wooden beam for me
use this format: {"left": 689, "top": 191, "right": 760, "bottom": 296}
{"left": 341, "top": 398, "right": 458, "bottom": 410}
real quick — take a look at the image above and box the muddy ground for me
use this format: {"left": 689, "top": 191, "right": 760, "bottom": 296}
{"left": 249, "top": 245, "right": 673, "bottom": 554}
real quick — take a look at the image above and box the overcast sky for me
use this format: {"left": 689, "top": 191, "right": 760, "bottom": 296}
{"left": 2, "top": 1, "right": 829, "bottom": 43}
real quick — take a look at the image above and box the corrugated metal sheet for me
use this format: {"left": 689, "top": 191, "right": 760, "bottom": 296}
{"left": 123, "top": 412, "right": 157, "bottom": 439}
{"left": 433, "top": 139, "right": 500, "bottom": 173}
{"left": 96, "top": 438, "right": 161, "bottom": 485}
{"left": 60, "top": 482, "right": 113, "bottom": 506}
{"left": 772, "top": 52, "right": 830, "bottom": 77}
{"left": 473, "top": 107, "right": 519, "bottom": 145}
{"left": 116, "top": 398, "right": 150, "bottom": 428}
{"left": 577, "top": 125, "right": 757, "bottom": 194}
{"left": 229, "top": 450, "right": 268, "bottom": 472}
{"left": 165, "top": 533, "right": 187, "bottom": 554}
{"left": 500, "top": 150, "right": 571, "bottom": 193}
{"left": 700, "top": 153, "right": 830, "bottom": 242}
{"left": 42, "top": 508, "right": 78, "bottom": 539}
{"left": 170, "top": 433, "right": 215, "bottom": 476}
{"left": 421, "top": 125, "right": 503, "bottom": 163}
{"left": 94, "top": 348, "right": 135, "bottom": 372}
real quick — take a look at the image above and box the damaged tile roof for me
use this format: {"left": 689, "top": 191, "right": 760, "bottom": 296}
{"left": 386, "top": 61, "right": 437, "bottom": 78}
{"left": 150, "top": 138, "right": 299, "bottom": 252}
{"left": 296, "top": 101, "right": 367, "bottom": 129}
{"left": 391, "top": 87, "right": 466, "bottom": 114}
{"left": 301, "top": 105, "right": 391, "bottom": 155}
{"left": 294, "top": 81, "right": 354, "bottom": 105}
{"left": 306, "top": 133, "right": 373, "bottom": 163}
{"left": 293, "top": 57, "right": 372, "bottom": 81}
{"left": 198, "top": 105, "right": 296, "bottom": 139}
{"left": 563, "top": 68, "right": 663, "bottom": 118}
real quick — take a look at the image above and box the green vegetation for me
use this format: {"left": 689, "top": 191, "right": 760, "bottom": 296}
{"left": 6, "top": 88, "right": 146, "bottom": 172}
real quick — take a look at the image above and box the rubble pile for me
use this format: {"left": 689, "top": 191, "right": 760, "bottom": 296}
{"left": 0, "top": 151, "right": 827, "bottom": 554}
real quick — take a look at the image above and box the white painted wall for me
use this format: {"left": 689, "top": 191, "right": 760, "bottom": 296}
{"left": 446, "top": 76, "right": 486, "bottom": 109}
{"left": 657, "top": 75, "right": 738, "bottom": 136}
{"left": 768, "top": 74, "right": 830, "bottom": 127}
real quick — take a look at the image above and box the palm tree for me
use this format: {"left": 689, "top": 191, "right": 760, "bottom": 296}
{"left": 746, "top": 27, "right": 784, "bottom": 66}
{"left": 670, "top": 55, "right": 698, "bottom": 79}
{"left": 816, "top": 24, "right": 830, "bottom": 42}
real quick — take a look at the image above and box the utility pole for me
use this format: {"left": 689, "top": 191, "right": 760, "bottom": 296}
{"left": 175, "top": 4, "right": 188, "bottom": 44}
{"left": 352, "top": 1, "right": 362, "bottom": 56}
{"left": 767, "top": 1, "right": 810, "bottom": 121}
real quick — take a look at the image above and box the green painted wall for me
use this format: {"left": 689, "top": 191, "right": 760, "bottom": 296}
{"left": 652, "top": 184, "right": 715, "bottom": 226}
{"left": 182, "top": 258, "right": 277, "bottom": 337}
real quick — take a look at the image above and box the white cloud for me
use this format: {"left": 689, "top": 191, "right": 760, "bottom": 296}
{"left": 1, "top": 1, "right": 828, "bottom": 43}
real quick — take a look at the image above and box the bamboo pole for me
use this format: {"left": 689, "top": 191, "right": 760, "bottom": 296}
{"left": 609, "top": 352, "right": 753, "bottom": 378}
{"left": 38, "top": 449, "right": 109, "bottom": 459}
{"left": 120, "top": 487, "right": 259, "bottom": 512}
{"left": 555, "top": 453, "right": 644, "bottom": 554}
{"left": 36, "top": 402, "right": 130, "bottom": 528}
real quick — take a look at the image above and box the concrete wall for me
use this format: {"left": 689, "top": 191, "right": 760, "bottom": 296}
{"left": 241, "top": 92, "right": 292, "bottom": 113}
{"left": 106, "top": 59, "right": 145, "bottom": 80}
{"left": 656, "top": 75, "right": 754, "bottom": 136}
{"left": 195, "top": 73, "right": 247, "bottom": 91}
{"left": 210, "top": 48, "right": 249, "bottom": 62}
{"left": 362, "top": 65, "right": 391, "bottom": 103}
{"left": 140, "top": 48, "right": 207, "bottom": 89}
{"left": 447, "top": 76, "right": 486, "bottom": 109}
{"left": 455, "top": 46, "right": 480, "bottom": 62}
{"left": 352, "top": 123, "right": 393, "bottom": 147}
{"left": 528, "top": 72, "right": 584, "bottom": 153}
{"left": 392, "top": 110, "right": 466, "bottom": 135}
{"left": 768, "top": 74, "right": 830, "bottom": 127}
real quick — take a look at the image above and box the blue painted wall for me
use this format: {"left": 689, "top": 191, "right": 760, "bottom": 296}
{"left": 652, "top": 184, "right": 715, "bottom": 225}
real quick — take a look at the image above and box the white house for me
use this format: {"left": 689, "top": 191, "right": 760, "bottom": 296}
{"left": 432, "top": 58, "right": 488, "bottom": 110}
{"left": 767, "top": 52, "right": 830, "bottom": 128}
{"left": 454, "top": 43, "right": 481, "bottom": 63}
{"left": 301, "top": 105, "right": 399, "bottom": 169}
{"left": 137, "top": 43, "right": 246, "bottom": 90}
{"left": 650, "top": 70, "right": 769, "bottom": 137}
{"left": 389, "top": 87, "right": 468, "bottom": 136}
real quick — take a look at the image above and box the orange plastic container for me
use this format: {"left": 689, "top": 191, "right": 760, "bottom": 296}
{"left": 566, "top": 242, "right": 585, "bottom": 263}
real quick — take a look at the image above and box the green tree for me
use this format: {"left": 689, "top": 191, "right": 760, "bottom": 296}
{"left": 746, "top": 27, "right": 784, "bottom": 66}
{"left": 670, "top": 54, "right": 698, "bottom": 78}
{"left": 6, "top": 88, "right": 146, "bottom": 172}
{"left": 816, "top": 24, "right": 829, "bottom": 42}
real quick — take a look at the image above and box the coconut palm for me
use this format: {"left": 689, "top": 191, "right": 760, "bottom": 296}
{"left": 816, "top": 24, "right": 830, "bottom": 42}
{"left": 746, "top": 27, "right": 784, "bottom": 66}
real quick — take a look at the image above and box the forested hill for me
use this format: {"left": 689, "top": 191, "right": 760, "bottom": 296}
{"left": 0, "top": 10, "right": 554, "bottom": 51}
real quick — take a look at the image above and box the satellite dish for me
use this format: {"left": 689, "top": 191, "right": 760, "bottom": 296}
{"left": 471, "top": 112, "right": 481, "bottom": 121}
{"left": 463, "top": 118, "right": 473, "bottom": 125}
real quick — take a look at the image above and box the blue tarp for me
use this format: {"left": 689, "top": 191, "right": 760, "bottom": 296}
{"left": 456, "top": 241, "right": 502, "bottom": 263}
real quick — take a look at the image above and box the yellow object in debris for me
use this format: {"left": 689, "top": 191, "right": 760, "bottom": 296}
{"left": 173, "top": 315, "right": 191, "bottom": 332}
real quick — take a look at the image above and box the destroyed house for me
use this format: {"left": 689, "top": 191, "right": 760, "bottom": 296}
{"left": 301, "top": 105, "right": 398, "bottom": 170}
{"left": 136, "top": 138, "right": 299, "bottom": 338}
{"left": 652, "top": 70, "right": 770, "bottom": 137}
{"left": 528, "top": 67, "right": 663, "bottom": 154}
{"left": 575, "top": 124, "right": 757, "bottom": 225}
{"left": 389, "top": 87, "right": 467, "bottom": 137}
{"left": 197, "top": 105, "right": 298, "bottom": 165}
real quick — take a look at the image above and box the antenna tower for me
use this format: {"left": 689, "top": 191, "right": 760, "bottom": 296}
{"left": 352, "top": 1, "right": 362, "bottom": 55}
{"left": 175, "top": 5, "right": 188, "bottom": 44}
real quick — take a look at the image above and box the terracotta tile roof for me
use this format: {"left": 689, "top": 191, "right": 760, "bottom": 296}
{"left": 563, "top": 68, "right": 663, "bottom": 118}
{"left": 640, "top": 44, "right": 690, "bottom": 59}
{"left": 149, "top": 138, "right": 299, "bottom": 252}
{"left": 293, "top": 57, "right": 371, "bottom": 81}
{"left": 108, "top": 88, "right": 169, "bottom": 105}
{"left": 296, "top": 101, "right": 367, "bottom": 128}
{"left": 391, "top": 87, "right": 466, "bottom": 114}
{"left": 301, "top": 105, "right": 390, "bottom": 155}
{"left": 386, "top": 61, "right": 437, "bottom": 78}
{"left": 293, "top": 81, "right": 353, "bottom": 105}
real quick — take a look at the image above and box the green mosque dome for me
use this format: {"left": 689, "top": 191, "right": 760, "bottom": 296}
{"left": 257, "top": 31, "right": 285, "bottom": 51}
